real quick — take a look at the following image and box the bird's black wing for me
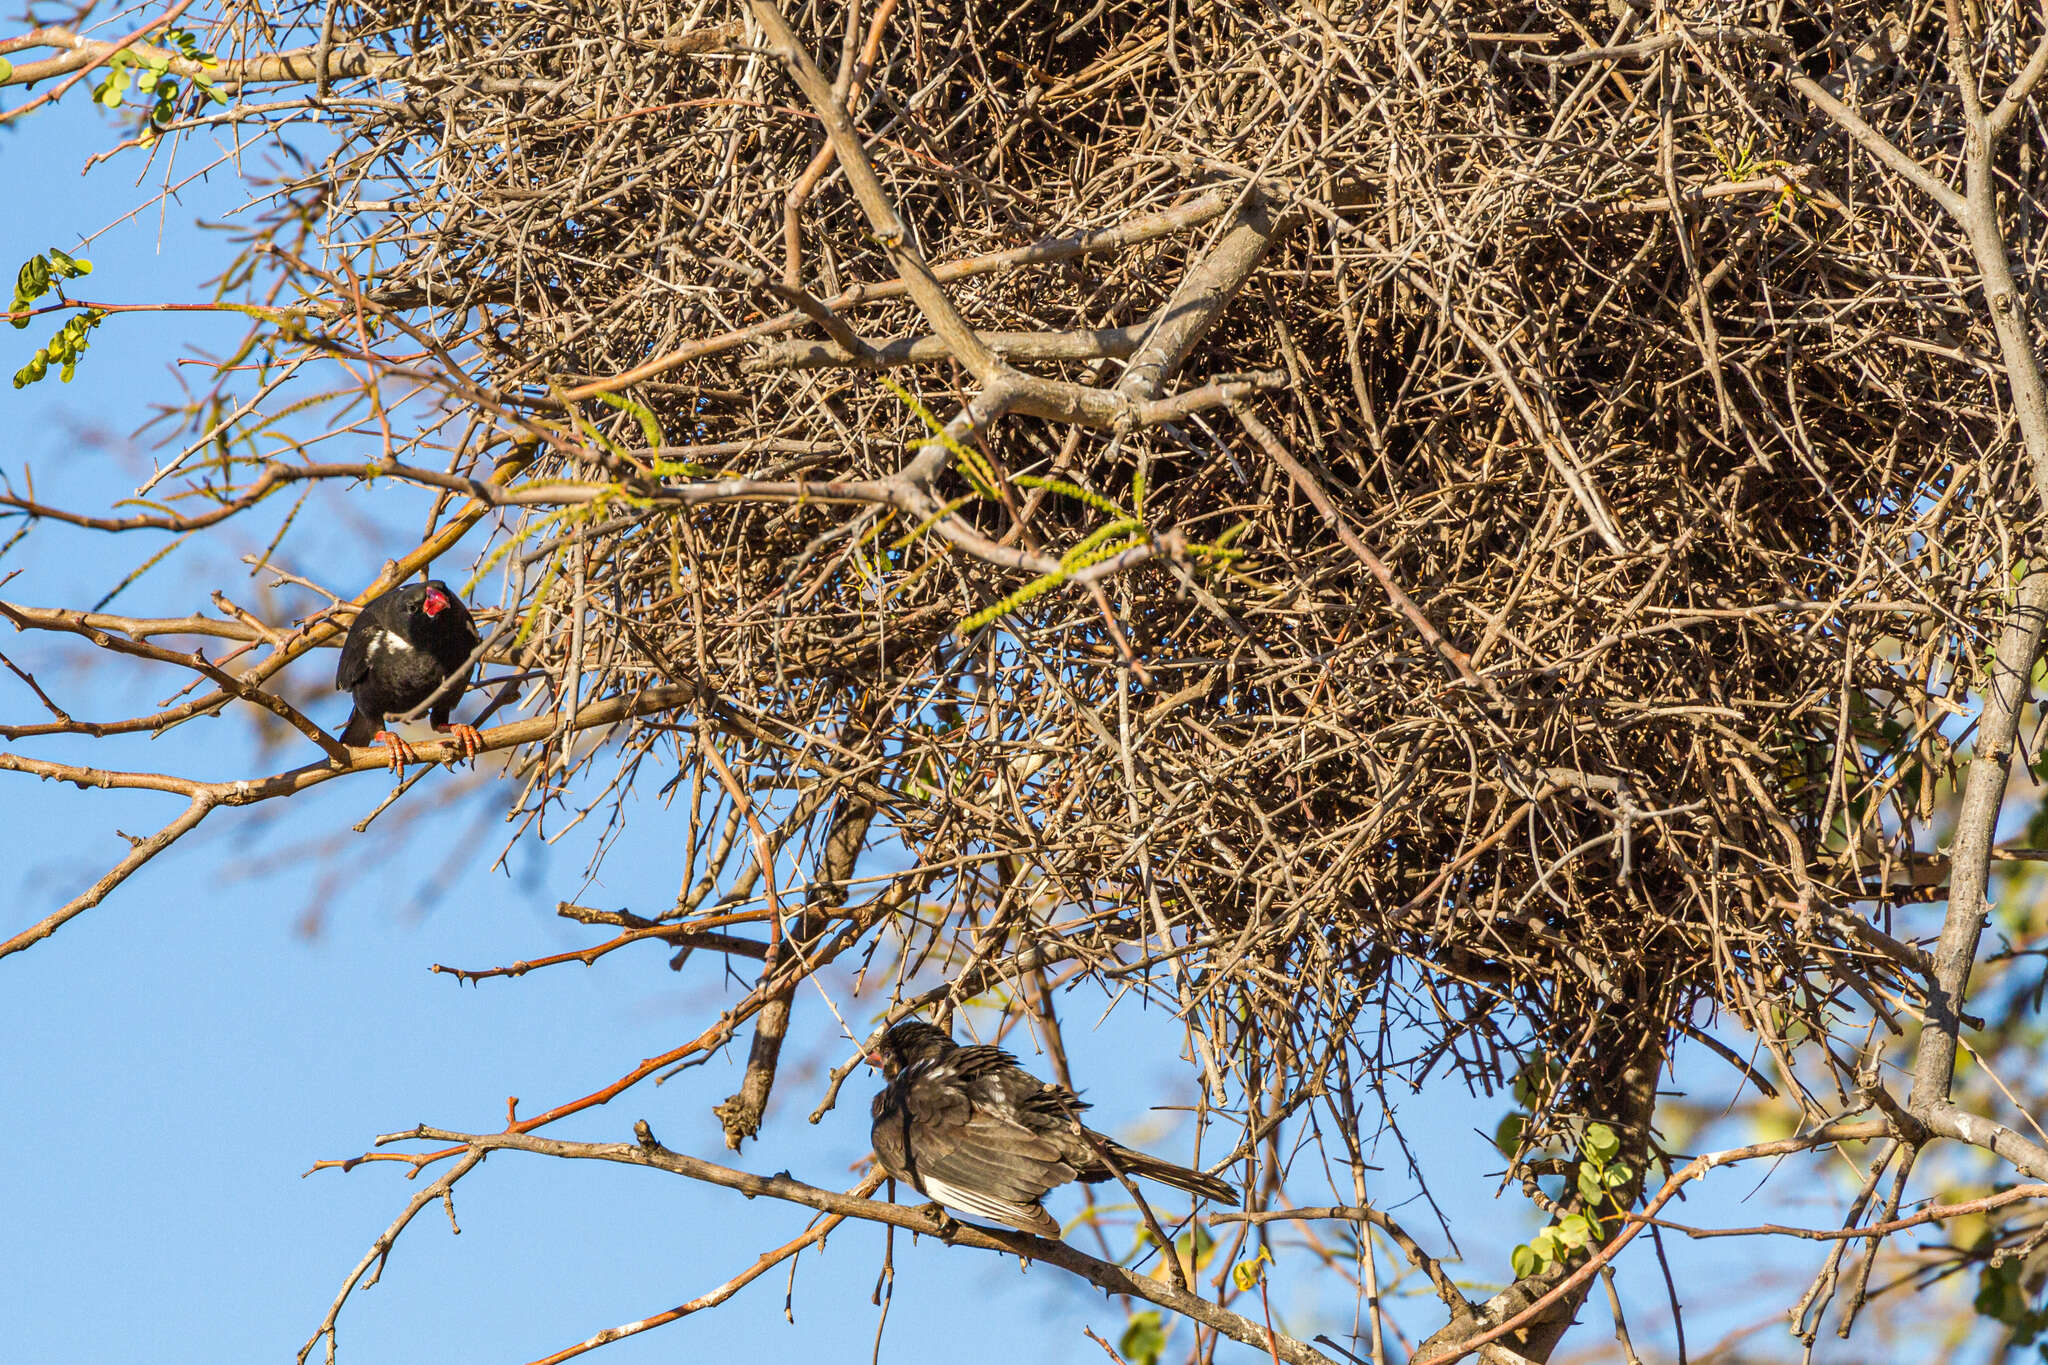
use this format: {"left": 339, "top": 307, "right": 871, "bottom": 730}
{"left": 335, "top": 615, "right": 373, "bottom": 692}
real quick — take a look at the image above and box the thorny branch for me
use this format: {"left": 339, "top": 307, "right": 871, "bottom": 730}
{"left": 8, "top": 0, "right": 2048, "bottom": 1362}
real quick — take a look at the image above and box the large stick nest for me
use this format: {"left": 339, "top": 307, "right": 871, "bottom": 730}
{"left": 165, "top": 0, "right": 2043, "bottom": 1143}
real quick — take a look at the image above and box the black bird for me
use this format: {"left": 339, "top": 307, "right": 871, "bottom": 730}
{"left": 868, "top": 1019, "right": 1237, "bottom": 1237}
{"left": 335, "top": 580, "right": 483, "bottom": 771}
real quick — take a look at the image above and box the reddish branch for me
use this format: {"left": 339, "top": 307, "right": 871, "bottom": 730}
{"left": 0, "top": 684, "right": 704, "bottom": 960}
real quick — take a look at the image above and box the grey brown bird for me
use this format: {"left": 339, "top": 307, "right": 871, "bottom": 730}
{"left": 868, "top": 1019, "right": 1237, "bottom": 1237}
{"left": 335, "top": 580, "right": 483, "bottom": 771}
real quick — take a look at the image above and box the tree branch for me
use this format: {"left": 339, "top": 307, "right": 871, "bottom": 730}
{"left": 372, "top": 1122, "right": 1346, "bottom": 1365}
{"left": 0, "top": 683, "right": 706, "bottom": 961}
{"left": 1412, "top": 1121, "right": 1888, "bottom": 1365}
{"left": 746, "top": 0, "right": 997, "bottom": 378}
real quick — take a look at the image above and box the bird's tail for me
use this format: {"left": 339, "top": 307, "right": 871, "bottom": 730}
{"left": 339, "top": 709, "right": 377, "bottom": 747}
{"left": 1093, "top": 1137, "right": 1238, "bottom": 1205}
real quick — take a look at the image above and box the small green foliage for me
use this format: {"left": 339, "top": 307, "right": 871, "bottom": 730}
{"left": 958, "top": 565, "right": 1070, "bottom": 633}
{"left": 14, "top": 308, "right": 106, "bottom": 388}
{"left": 1701, "top": 130, "right": 1809, "bottom": 221}
{"left": 1554, "top": 1213, "right": 1595, "bottom": 1250}
{"left": 1231, "top": 1245, "right": 1274, "bottom": 1292}
{"left": 1510, "top": 1120, "right": 1632, "bottom": 1281}
{"left": 866, "top": 378, "right": 1248, "bottom": 635}
{"left": 1493, "top": 1112, "right": 1526, "bottom": 1159}
{"left": 11, "top": 248, "right": 93, "bottom": 329}
{"left": 649, "top": 458, "right": 712, "bottom": 478}
{"left": 1009, "top": 473, "right": 1128, "bottom": 518}
{"left": 91, "top": 30, "right": 227, "bottom": 144}
{"left": 1119, "top": 1310, "right": 1166, "bottom": 1365}
{"left": 0, "top": 56, "right": 14, "bottom": 83}
{"left": 1976, "top": 1259, "right": 2048, "bottom": 1346}
{"left": 593, "top": 389, "right": 665, "bottom": 451}
{"left": 1174, "top": 1223, "right": 1218, "bottom": 1275}
{"left": 878, "top": 375, "right": 1002, "bottom": 495}
{"left": 45, "top": 247, "right": 90, "bottom": 279}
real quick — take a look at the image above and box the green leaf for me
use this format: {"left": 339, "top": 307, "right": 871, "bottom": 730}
{"left": 1584, "top": 1123, "right": 1621, "bottom": 1163}
{"left": 1529, "top": 1228, "right": 1560, "bottom": 1263}
{"left": 1120, "top": 1310, "right": 1167, "bottom": 1365}
{"left": 1603, "top": 1162, "right": 1632, "bottom": 1189}
{"left": 1577, "top": 1162, "right": 1605, "bottom": 1206}
{"left": 0, "top": 57, "right": 14, "bottom": 82}
{"left": 1556, "top": 1214, "right": 1594, "bottom": 1249}
{"left": 1231, "top": 1245, "right": 1273, "bottom": 1291}
{"left": 1493, "top": 1113, "right": 1526, "bottom": 1158}
{"left": 1510, "top": 1243, "right": 1539, "bottom": 1278}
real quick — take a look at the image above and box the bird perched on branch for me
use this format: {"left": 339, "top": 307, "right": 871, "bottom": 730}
{"left": 335, "top": 580, "right": 483, "bottom": 771}
{"left": 868, "top": 1018, "right": 1237, "bottom": 1238}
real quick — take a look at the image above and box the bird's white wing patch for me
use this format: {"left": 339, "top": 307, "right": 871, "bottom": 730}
{"left": 365, "top": 628, "right": 417, "bottom": 663}
{"left": 917, "top": 1175, "right": 1059, "bottom": 1236}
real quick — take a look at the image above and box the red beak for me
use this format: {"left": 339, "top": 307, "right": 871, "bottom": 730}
{"left": 422, "top": 589, "right": 449, "bottom": 617}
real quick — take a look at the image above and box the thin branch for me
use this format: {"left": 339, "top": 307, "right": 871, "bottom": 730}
{"left": 746, "top": 0, "right": 996, "bottom": 377}
{"left": 1232, "top": 404, "right": 1497, "bottom": 702}
{"left": 0, "top": 794, "right": 214, "bottom": 958}
{"left": 1411, "top": 1121, "right": 1887, "bottom": 1365}
{"left": 0, "top": 684, "right": 707, "bottom": 961}
{"left": 525, "top": 1174, "right": 883, "bottom": 1365}
{"left": 562, "top": 190, "right": 1233, "bottom": 396}
{"left": 747, "top": 324, "right": 1149, "bottom": 374}
{"left": 374, "top": 1123, "right": 1345, "bottom": 1365}
{"left": 0, "top": 0, "right": 195, "bottom": 126}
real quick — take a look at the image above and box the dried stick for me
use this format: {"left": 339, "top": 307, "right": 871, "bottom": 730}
{"left": 373, "top": 1122, "right": 1346, "bottom": 1365}
{"left": 525, "top": 1173, "right": 884, "bottom": 1365}
{"left": 747, "top": 0, "right": 996, "bottom": 377}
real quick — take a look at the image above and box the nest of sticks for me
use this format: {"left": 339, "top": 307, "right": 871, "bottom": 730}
{"left": 118, "top": 0, "right": 2044, "bottom": 1154}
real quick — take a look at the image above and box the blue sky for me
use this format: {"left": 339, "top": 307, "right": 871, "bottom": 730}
{"left": 0, "top": 65, "right": 2008, "bottom": 1365}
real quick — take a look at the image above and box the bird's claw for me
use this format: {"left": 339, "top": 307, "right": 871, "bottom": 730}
{"left": 370, "top": 731, "right": 419, "bottom": 774}
{"left": 436, "top": 722, "right": 482, "bottom": 766}
{"left": 917, "top": 1202, "right": 962, "bottom": 1242}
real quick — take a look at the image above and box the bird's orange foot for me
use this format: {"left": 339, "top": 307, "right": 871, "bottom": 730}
{"left": 436, "top": 722, "right": 482, "bottom": 765}
{"left": 370, "top": 730, "right": 419, "bottom": 774}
